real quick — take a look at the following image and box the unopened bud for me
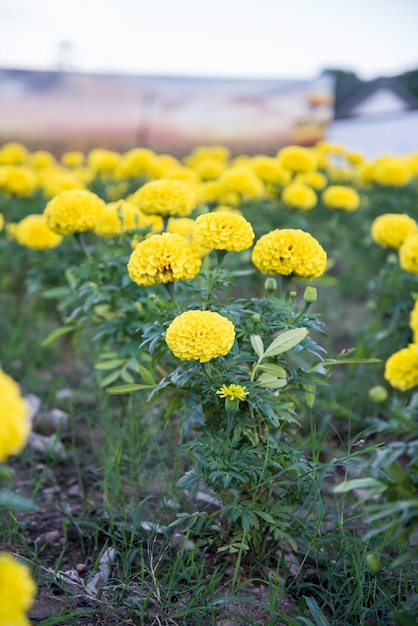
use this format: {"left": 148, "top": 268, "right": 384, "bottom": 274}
{"left": 368, "top": 385, "right": 388, "bottom": 403}
{"left": 252, "top": 313, "right": 261, "bottom": 323}
{"left": 289, "top": 291, "right": 297, "bottom": 299}
{"left": 387, "top": 253, "right": 398, "bottom": 265}
{"left": 366, "top": 553, "right": 382, "bottom": 574}
{"left": 265, "top": 277, "right": 277, "bottom": 292}
{"left": 304, "top": 286, "right": 317, "bottom": 303}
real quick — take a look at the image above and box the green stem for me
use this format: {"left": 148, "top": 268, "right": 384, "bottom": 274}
{"left": 74, "top": 232, "right": 92, "bottom": 260}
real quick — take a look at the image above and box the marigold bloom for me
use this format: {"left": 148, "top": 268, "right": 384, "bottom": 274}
{"left": 128, "top": 232, "right": 201, "bottom": 285}
{"left": 37, "top": 167, "right": 86, "bottom": 197}
{"left": 130, "top": 179, "right": 196, "bottom": 217}
{"left": 384, "top": 344, "right": 418, "bottom": 391}
{"left": 410, "top": 301, "right": 418, "bottom": 342}
{"left": 399, "top": 233, "right": 418, "bottom": 274}
{"left": 251, "top": 156, "right": 291, "bottom": 184}
{"left": 220, "top": 166, "right": 264, "bottom": 198}
{"left": 192, "top": 157, "right": 226, "bottom": 180}
{"left": 0, "top": 213, "right": 4, "bottom": 231}
{"left": 216, "top": 384, "right": 249, "bottom": 401}
{"left": 373, "top": 158, "right": 412, "bottom": 186}
{"left": 0, "top": 552, "right": 36, "bottom": 626}
{"left": 116, "top": 148, "right": 158, "bottom": 179}
{"left": 295, "top": 171, "right": 328, "bottom": 190}
{"left": 194, "top": 211, "right": 254, "bottom": 252}
{"left": 30, "top": 150, "right": 57, "bottom": 169}
{"left": 282, "top": 182, "right": 317, "bottom": 210}
{"left": 44, "top": 189, "right": 105, "bottom": 235}
{"left": 94, "top": 200, "right": 144, "bottom": 237}
{"left": 0, "top": 166, "right": 37, "bottom": 197}
{"left": 0, "top": 142, "right": 28, "bottom": 165}
{"left": 87, "top": 148, "right": 121, "bottom": 174}
{"left": 9, "top": 214, "right": 63, "bottom": 249}
{"left": 166, "top": 310, "right": 235, "bottom": 362}
{"left": 277, "top": 146, "right": 318, "bottom": 172}
{"left": 252, "top": 228, "right": 327, "bottom": 279}
{"left": 322, "top": 185, "right": 360, "bottom": 211}
{"left": 61, "top": 151, "right": 85, "bottom": 168}
{"left": 0, "top": 368, "right": 30, "bottom": 463}
{"left": 371, "top": 213, "right": 418, "bottom": 249}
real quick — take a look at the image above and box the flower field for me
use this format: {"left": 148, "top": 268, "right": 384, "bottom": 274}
{"left": 0, "top": 140, "right": 417, "bottom": 625}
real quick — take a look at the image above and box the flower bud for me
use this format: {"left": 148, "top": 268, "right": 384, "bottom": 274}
{"left": 366, "top": 552, "right": 382, "bottom": 574}
{"left": 289, "top": 291, "right": 297, "bottom": 299}
{"left": 368, "top": 385, "right": 388, "bottom": 403}
{"left": 251, "top": 313, "right": 261, "bottom": 323}
{"left": 265, "top": 277, "right": 277, "bottom": 292}
{"left": 303, "top": 286, "right": 317, "bottom": 303}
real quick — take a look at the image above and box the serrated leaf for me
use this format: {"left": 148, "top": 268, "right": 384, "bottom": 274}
{"left": 257, "top": 363, "right": 287, "bottom": 378}
{"left": 250, "top": 334, "right": 264, "bottom": 359}
{"left": 94, "top": 358, "right": 127, "bottom": 370}
{"left": 263, "top": 327, "right": 308, "bottom": 358}
{"left": 138, "top": 365, "right": 156, "bottom": 386}
{"left": 41, "top": 325, "right": 77, "bottom": 346}
{"left": 107, "top": 383, "right": 155, "bottom": 394}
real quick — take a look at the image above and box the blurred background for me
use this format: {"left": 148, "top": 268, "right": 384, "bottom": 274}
{"left": 1, "top": 0, "right": 418, "bottom": 156}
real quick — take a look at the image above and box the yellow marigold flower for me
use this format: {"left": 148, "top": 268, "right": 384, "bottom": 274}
{"left": 216, "top": 384, "right": 249, "bottom": 401}
{"left": 384, "top": 344, "right": 418, "bottom": 391}
{"left": 116, "top": 147, "right": 158, "bottom": 179}
{"left": 371, "top": 213, "right": 418, "bottom": 249}
{"left": 250, "top": 156, "right": 290, "bottom": 184}
{"left": 252, "top": 228, "right": 327, "bottom": 279}
{"left": 165, "top": 217, "right": 210, "bottom": 257}
{"left": 322, "top": 185, "right": 360, "bottom": 211}
{"left": 408, "top": 153, "right": 418, "bottom": 176}
{"left": 220, "top": 166, "right": 264, "bottom": 198}
{"left": 166, "top": 310, "right": 235, "bottom": 362}
{"left": 130, "top": 179, "right": 196, "bottom": 217}
{"left": 184, "top": 145, "right": 230, "bottom": 168}
{"left": 30, "top": 150, "right": 57, "bottom": 169}
{"left": 0, "top": 142, "right": 28, "bottom": 165}
{"left": 316, "top": 141, "right": 346, "bottom": 155}
{"left": 38, "top": 167, "right": 85, "bottom": 198}
{"left": 346, "top": 151, "right": 365, "bottom": 165}
{"left": 373, "top": 158, "right": 412, "bottom": 186}
{"left": 88, "top": 148, "right": 121, "bottom": 175}
{"left": 410, "top": 301, "right": 418, "bottom": 343}
{"left": 44, "top": 189, "right": 105, "bottom": 235}
{"left": 0, "top": 552, "right": 36, "bottom": 626}
{"left": 399, "top": 233, "right": 418, "bottom": 274}
{"left": 0, "top": 213, "right": 4, "bottom": 231}
{"left": 127, "top": 232, "right": 201, "bottom": 286}
{"left": 194, "top": 211, "right": 254, "bottom": 252}
{"left": 357, "top": 162, "right": 375, "bottom": 185}
{"left": 94, "top": 200, "right": 144, "bottom": 237}
{"left": 277, "top": 146, "right": 318, "bottom": 172}
{"left": 192, "top": 157, "right": 226, "bottom": 180}
{"left": 295, "top": 171, "right": 327, "bottom": 190}
{"left": 0, "top": 166, "right": 37, "bottom": 197}
{"left": 162, "top": 166, "right": 202, "bottom": 196}
{"left": 0, "top": 368, "right": 30, "bottom": 463}
{"left": 200, "top": 179, "right": 228, "bottom": 203}
{"left": 61, "top": 151, "right": 85, "bottom": 168}
{"left": 282, "top": 182, "right": 317, "bottom": 210}
{"left": 9, "top": 214, "right": 63, "bottom": 249}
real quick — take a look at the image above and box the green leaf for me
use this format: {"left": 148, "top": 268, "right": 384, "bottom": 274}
{"left": 94, "top": 358, "right": 127, "bottom": 370}
{"left": 263, "top": 327, "right": 308, "bottom": 358}
{"left": 303, "top": 596, "right": 331, "bottom": 626}
{"left": 257, "top": 373, "right": 288, "bottom": 389}
{"left": 322, "top": 357, "right": 381, "bottom": 367}
{"left": 41, "top": 325, "right": 77, "bottom": 346}
{"left": 99, "top": 369, "right": 124, "bottom": 387}
{"left": 257, "top": 363, "right": 287, "bottom": 378}
{"left": 137, "top": 365, "right": 157, "bottom": 386}
{"left": 334, "top": 477, "right": 386, "bottom": 494}
{"left": 250, "top": 334, "right": 264, "bottom": 359}
{"left": 303, "top": 384, "right": 316, "bottom": 408}
{"left": 107, "top": 383, "right": 155, "bottom": 394}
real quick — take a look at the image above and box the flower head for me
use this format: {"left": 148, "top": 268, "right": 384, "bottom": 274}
{"left": 216, "top": 384, "right": 249, "bottom": 401}
{"left": 94, "top": 200, "right": 147, "bottom": 237}
{"left": 0, "top": 142, "right": 28, "bottom": 165}
{"left": 8, "top": 214, "right": 63, "bottom": 249}
{"left": 220, "top": 166, "right": 264, "bottom": 198}
{"left": 166, "top": 310, "right": 236, "bottom": 362}
{"left": 127, "top": 232, "right": 201, "bottom": 286}
{"left": 277, "top": 146, "right": 318, "bottom": 172}
{"left": 373, "top": 158, "right": 412, "bottom": 186}
{"left": 116, "top": 147, "right": 159, "bottom": 179}
{"left": 371, "top": 213, "right": 418, "bottom": 249}
{"left": 130, "top": 179, "right": 196, "bottom": 217}
{"left": 0, "top": 552, "right": 36, "bottom": 626}
{"left": 61, "top": 151, "right": 85, "bottom": 168}
{"left": 194, "top": 211, "right": 254, "bottom": 251}
{"left": 44, "top": 189, "right": 105, "bottom": 235}
{"left": 87, "top": 148, "right": 121, "bottom": 174}
{"left": 399, "top": 233, "right": 418, "bottom": 274}
{"left": 0, "top": 368, "right": 30, "bottom": 463}
{"left": 251, "top": 156, "right": 291, "bottom": 184}
{"left": 384, "top": 344, "right": 418, "bottom": 391}
{"left": 282, "top": 182, "right": 317, "bottom": 210}
{"left": 410, "top": 301, "right": 418, "bottom": 342}
{"left": 0, "top": 166, "right": 37, "bottom": 197}
{"left": 37, "top": 167, "right": 86, "bottom": 198}
{"left": 322, "top": 185, "right": 360, "bottom": 211}
{"left": 30, "top": 150, "right": 57, "bottom": 169}
{"left": 252, "top": 228, "right": 327, "bottom": 279}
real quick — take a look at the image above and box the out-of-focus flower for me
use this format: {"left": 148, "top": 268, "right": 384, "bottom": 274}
{"left": 116, "top": 148, "right": 158, "bottom": 179}
{"left": 373, "top": 157, "right": 412, "bottom": 186}
{"left": 399, "top": 233, "right": 418, "bottom": 274}
{"left": 87, "top": 148, "right": 121, "bottom": 175}
{"left": 94, "top": 200, "right": 144, "bottom": 237}
{"left": 37, "top": 167, "right": 85, "bottom": 197}
{"left": 44, "top": 189, "right": 105, "bottom": 235}
{"left": 127, "top": 232, "right": 201, "bottom": 285}
{"left": 0, "top": 166, "right": 37, "bottom": 197}
{"left": 61, "top": 151, "right": 85, "bottom": 168}
{"left": 8, "top": 214, "right": 63, "bottom": 249}
{"left": 192, "top": 157, "right": 226, "bottom": 180}
{"left": 194, "top": 211, "right": 254, "bottom": 251}
{"left": 295, "top": 171, "right": 327, "bottom": 190}
{"left": 277, "top": 146, "right": 318, "bottom": 172}
{"left": 282, "top": 182, "right": 317, "bottom": 210}
{"left": 130, "top": 178, "right": 196, "bottom": 217}
{"left": 0, "top": 368, "right": 30, "bottom": 463}
{"left": 371, "top": 213, "right": 418, "bottom": 249}
{"left": 251, "top": 156, "right": 291, "bottom": 185}
{"left": 184, "top": 145, "right": 230, "bottom": 168}
{"left": 0, "top": 142, "right": 29, "bottom": 165}
{"left": 0, "top": 552, "right": 36, "bottom": 626}
{"left": 166, "top": 310, "right": 235, "bottom": 362}
{"left": 410, "top": 301, "right": 418, "bottom": 343}
{"left": 220, "top": 166, "right": 264, "bottom": 198}
{"left": 0, "top": 213, "right": 4, "bottom": 231}
{"left": 252, "top": 228, "right": 327, "bottom": 279}
{"left": 384, "top": 344, "right": 418, "bottom": 390}
{"left": 30, "top": 150, "right": 57, "bottom": 169}
{"left": 322, "top": 185, "right": 360, "bottom": 211}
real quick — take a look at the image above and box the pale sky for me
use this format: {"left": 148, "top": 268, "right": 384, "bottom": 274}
{"left": 1, "top": 0, "right": 418, "bottom": 80}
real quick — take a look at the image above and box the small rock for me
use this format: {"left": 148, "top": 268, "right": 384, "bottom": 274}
{"left": 28, "top": 432, "right": 67, "bottom": 461}
{"left": 33, "top": 408, "right": 69, "bottom": 435}
{"left": 25, "top": 394, "right": 42, "bottom": 423}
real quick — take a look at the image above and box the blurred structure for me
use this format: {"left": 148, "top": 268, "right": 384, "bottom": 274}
{"left": 327, "top": 78, "right": 418, "bottom": 158}
{"left": 0, "top": 67, "right": 334, "bottom": 155}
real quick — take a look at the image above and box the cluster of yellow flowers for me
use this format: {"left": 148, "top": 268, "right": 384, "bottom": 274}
{"left": 7, "top": 214, "right": 63, "bottom": 249}
{"left": 371, "top": 213, "right": 418, "bottom": 274}
{"left": 385, "top": 298, "right": 418, "bottom": 391}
